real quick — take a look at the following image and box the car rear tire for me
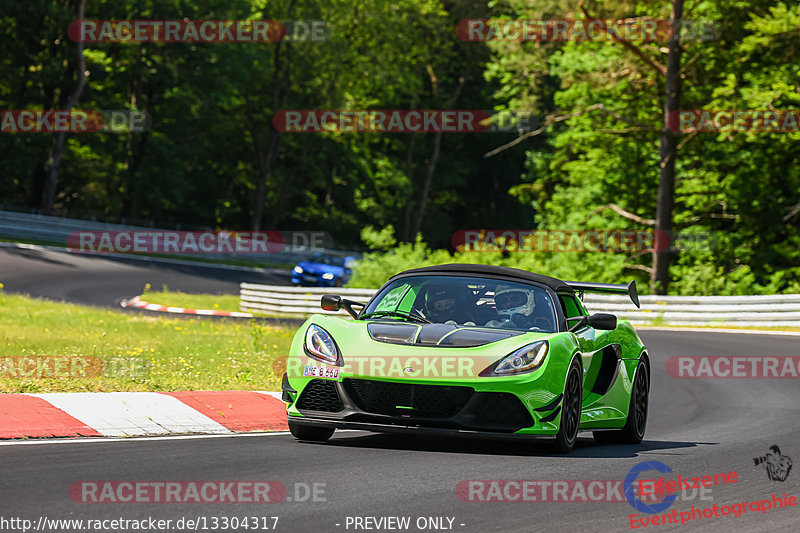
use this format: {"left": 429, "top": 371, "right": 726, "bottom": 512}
{"left": 288, "top": 421, "right": 335, "bottom": 442}
{"left": 593, "top": 359, "right": 649, "bottom": 445}
{"left": 553, "top": 360, "right": 582, "bottom": 454}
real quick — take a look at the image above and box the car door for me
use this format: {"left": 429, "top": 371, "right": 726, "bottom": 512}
{"left": 560, "top": 292, "right": 628, "bottom": 423}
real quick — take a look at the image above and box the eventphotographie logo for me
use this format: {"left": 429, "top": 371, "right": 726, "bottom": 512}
{"left": 753, "top": 445, "right": 793, "bottom": 482}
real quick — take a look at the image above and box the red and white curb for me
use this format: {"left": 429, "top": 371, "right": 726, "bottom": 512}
{"left": 0, "top": 391, "right": 286, "bottom": 439}
{"left": 121, "top": 296, "right": 253, "bottom": 318}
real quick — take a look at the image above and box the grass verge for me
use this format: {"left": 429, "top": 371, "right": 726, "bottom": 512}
{"left": 141, "top": 284, "right": 241, "bottom": 313}
{"left": 0, "top": 292, "right": 296, "bottom": 393}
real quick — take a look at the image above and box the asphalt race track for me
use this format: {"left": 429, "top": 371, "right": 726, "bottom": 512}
{"left": 2, "top": 333, "right": 799, "bottom": 532}
{"left": 2, "top": 248, "right": 799, "bottom": 532}
{"left": 0, "top": 246, "right": 289, "bottom": 307}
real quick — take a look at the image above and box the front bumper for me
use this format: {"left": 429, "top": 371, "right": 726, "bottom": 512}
{"left": 284, "top": 376, "right": 563, "bottom": 436}
{"left": 291, "top": 273, "right": 338, "bottom": 287}
{"left": 287, "top": 415, "right": 557, "bottom": 441}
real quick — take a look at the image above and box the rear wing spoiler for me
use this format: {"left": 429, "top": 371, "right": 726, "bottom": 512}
{"left": 566, "top": 280, "right": 641, "bottom": 308}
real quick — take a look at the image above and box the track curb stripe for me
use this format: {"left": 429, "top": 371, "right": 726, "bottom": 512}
{"left": 27, "top": 392, "right": 232, "bottom": 437}
{"left": 0, "top": 391, "right": 286, "bottom": 439}
{"left": 164, "top": 391, "right": 288, "bottom": 432}
{"left": 121, "top": 296, "right": 253, "bottom": 318}
{"left": 0, "top": 394, "right": 101, "bottom": 438}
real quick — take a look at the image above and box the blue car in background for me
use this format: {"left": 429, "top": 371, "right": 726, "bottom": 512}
{"left": 291, "top": 253, "right": 357, "bottom": 287}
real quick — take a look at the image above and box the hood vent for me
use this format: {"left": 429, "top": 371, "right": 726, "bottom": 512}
{"left": 367, "top": 322, "right": 522, "bottom": 347}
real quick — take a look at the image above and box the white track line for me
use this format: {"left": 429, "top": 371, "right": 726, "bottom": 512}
{"left": 639, "top": 326, "right": 800, "bottom": 336}
{"left": 0, "top": 430, "right": 368, "bottom": 447}
{"left": 0, "top": 431, "right": 291, "bottom": 446}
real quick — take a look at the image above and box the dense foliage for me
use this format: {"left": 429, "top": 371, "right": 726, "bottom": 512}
{"left": 2, "top": 1, "right": 798, "bottom": 294}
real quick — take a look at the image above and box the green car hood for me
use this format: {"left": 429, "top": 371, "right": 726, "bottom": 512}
{"left": 292, "top": 314, "right": 565, "bottom": 380}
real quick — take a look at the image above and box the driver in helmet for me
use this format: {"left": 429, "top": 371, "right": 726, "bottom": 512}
{"left": 485, "top": 285, "right": 537, "bottom": 329}
{"left": 423, "top": 284, "right": 475, "bottom": 325}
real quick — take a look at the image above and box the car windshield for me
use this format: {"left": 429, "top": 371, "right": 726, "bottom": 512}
{"left": 309, "top": 253, "right": 345, "bottom": 267}
{"left": 362, "top": 275, "right": 557, "bottom": 332}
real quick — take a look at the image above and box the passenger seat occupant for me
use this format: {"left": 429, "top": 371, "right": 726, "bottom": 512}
{"left": 485, "top": 285, "right": 539, "bottom": 330}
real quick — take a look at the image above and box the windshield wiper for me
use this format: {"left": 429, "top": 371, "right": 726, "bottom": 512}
{"left": 360, "top": 310, "right": 431, "bottom": 324}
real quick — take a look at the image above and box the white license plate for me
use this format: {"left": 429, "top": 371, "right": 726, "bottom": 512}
{"left": 303, "top": 365, "right": 340, "bottom": 380}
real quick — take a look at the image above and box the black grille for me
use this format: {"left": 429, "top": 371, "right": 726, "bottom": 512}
{"left": 296, "top": 379, "right": 343, "bottom": 412}
{"left": 343, "top": 379, "right": 473, "bottom": 418}
{"left": 467, "top": 392, "right": 533, "bottom": 430}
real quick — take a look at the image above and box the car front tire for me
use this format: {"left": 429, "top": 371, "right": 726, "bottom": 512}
{"left": 553, "top": 360, "right": 582, "bottom": 454}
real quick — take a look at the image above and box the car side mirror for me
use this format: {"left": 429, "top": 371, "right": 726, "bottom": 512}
{"left": 320, "top": 294, "right": 342, "bottom": 311}
{"left": 321, "top": 294, "right": 365, "bottom": 319}
{"left": 588, "top": 313, "right": 617, "bottom": 330}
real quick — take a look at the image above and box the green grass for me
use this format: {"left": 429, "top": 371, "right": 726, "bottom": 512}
{"left": 0, "top": 234, "right": 65, "bottom": 248}
{"left": 0, "top": 291, "right": 296, "bottom": 393}
{"left": 141, "top": 284, "right": 241, "bottom": 313}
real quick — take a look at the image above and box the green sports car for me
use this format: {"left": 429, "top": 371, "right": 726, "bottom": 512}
{"left": 281, "top": 264, "right": 649, "bottom": 453}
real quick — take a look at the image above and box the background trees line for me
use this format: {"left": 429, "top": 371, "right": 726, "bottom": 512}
{"left": 1, "top": 0, "right": 798, "bottom": 294}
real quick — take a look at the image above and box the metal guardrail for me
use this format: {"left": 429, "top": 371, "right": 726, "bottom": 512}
{"left": 0, "top": 209, "right": 151, "bottom": 243}
{"left": 240, "top": 284, "right": 376, "bottom": 316}
{"left": 239, "top": 283, "right": 800, "bottom": 327}
{"left": 582, "top": 294, "right": 800, "bottom": 327}
{"left": 0, "top": 209, "right": 358, "bottom": 265}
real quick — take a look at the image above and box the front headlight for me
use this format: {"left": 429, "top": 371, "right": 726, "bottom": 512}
{"left": 483, "top": 341, "right": 549, "bottom": 376}
{"left": 293, "top": 266, "right": 304, "bottom": 274}
{"left": 304, "top": 325, "right": 342, "bottom": 366}
{"left": 321, "top": 272, "right": 335, "bottom": 280}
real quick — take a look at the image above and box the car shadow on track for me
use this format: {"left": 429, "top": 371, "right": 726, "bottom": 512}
{"left": 314, "top": 432, "right": 715, "bottom": 458}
